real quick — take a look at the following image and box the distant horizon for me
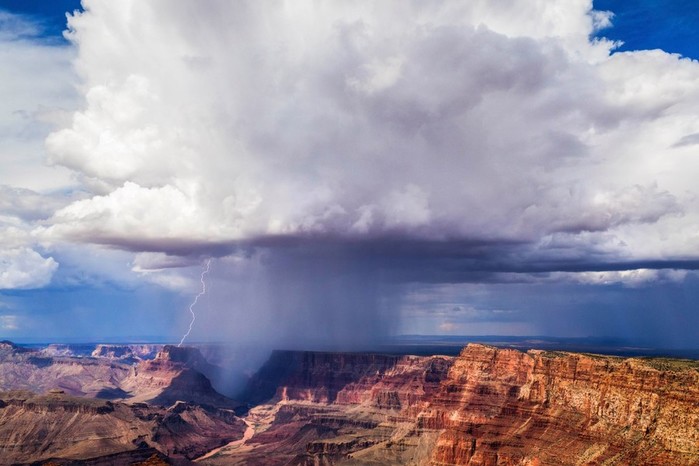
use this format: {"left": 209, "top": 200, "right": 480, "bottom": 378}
{"left": 3, "top": 333, "right": 662, "bottom": 345}
{"left": 7, "top": 334, "right": 699, "bottom": 361}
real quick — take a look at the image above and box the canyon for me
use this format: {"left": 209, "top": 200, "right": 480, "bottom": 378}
{"left": 0, "top": 391, "right": 245, "bottom": 464}
{"left": 0, "top": 341, "right": 245, "bottom": 465}
{"left": 0, "top": 341, "right": 697, "bottom": 465}
{"left": 0, "top": 341, "right": 233, "bottom": 407}
{"left": 200, "top": 345, "right": 699, "bottom": 465}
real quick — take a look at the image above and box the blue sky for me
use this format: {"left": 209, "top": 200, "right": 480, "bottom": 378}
{"left": 1, "top": 1, "right": 699, "bottom": 350}
{"left": 0, "top": 0, "right": 81, "bottom": 38}
{"left": 594, "top": 0, "right": 699, "bottom": 58}
{"left": 2, "top": 0, "right": 697, "bottom": 58}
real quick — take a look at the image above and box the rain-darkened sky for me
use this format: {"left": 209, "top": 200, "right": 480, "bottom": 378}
{"left": 1, "top": 0, "right": 698, "bottom": 349}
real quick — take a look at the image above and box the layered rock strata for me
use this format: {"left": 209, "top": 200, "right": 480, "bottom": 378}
{"left": 1, "top": 342, "right": 697, "bottom": 465}
{"left": 206, "top": 351, "right": 454, "bottom": 465}
{"left": 0, "top": 342, "right": 236, "bottom": 408}
{"left": 423, "top": 345, "right": 699, "bottom": 465}
{"left": 121, "top": 346, "right": 236, "bottom": 408}
{"left": 204, "top": 345, "right": 699, "bottom": 466}
{"left": 0, "top": 391, "right": 245, "bottom": 465}
{"left": 0, "top": 341, "right": 132, "bottom": 398}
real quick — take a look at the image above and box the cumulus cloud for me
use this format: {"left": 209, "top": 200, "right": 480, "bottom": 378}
{"left": 37, "top": 0, "right": 699, "bottom": 277}
{"left": 0, "top": 10, "right": 76, "bottom": 191}
{"left": 0, "top": 185, "right": 76, "bottom": 221}
{"left": 0, "top": 186, "right": 67, "bottom": 290}
{"left": 0, "top": 248, "right": 57, "bottom": 289}
{"left": 553, "top": 268, "right": 690, "bottom": 287}
{"left": 0, "top": 11, "right": 79, "bottom": 291}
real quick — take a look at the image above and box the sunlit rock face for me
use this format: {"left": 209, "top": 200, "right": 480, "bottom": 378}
{"left": 219, "top": 350, "right": 455, "bottom": 466}
{"left": 209, "top": 345, "right": 699, "bottom": 466}
{"left": 0, "top": 342, "right": 697, "bottom": 465}
{"left": 423, "top": 344, "right": 699, "bottom": 465}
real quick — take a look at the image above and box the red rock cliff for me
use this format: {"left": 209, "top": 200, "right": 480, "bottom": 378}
{"left": 199, "top": 346, "right": 699, "bottom": 466}
{"left": 422, "top": 344, "right": 699, "bottom": 466}
{"left": 242, "top": 350, "right": 453, "bottom": 413}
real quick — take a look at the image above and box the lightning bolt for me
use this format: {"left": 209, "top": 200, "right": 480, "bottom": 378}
{"left": 178, "top": 259, "right": 212, "bottom": 347}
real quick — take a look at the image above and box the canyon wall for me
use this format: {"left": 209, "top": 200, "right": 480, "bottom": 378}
{"left": 242, "top": 350, "right": 452, "bottom": 411}
{"left": 0, "top": 391, "right": 245, "bottom": 465}
{"left": 208, "top": 344, "right": 699, "bottom": 466}
{"left": 1, "top": 341, "right": 697, "bottom": 465}
{"left": 0, "top": 343, "right": 244, "bottom": 464}
{"left": 0, "top": 342, "right": 236, "bottom": 408}
{"left": 422, "top": 344, "right": 699, "bottom": 465}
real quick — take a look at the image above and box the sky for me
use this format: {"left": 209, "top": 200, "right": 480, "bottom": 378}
{"left": 0, "top": 0, "right": 698, "bottom": 350}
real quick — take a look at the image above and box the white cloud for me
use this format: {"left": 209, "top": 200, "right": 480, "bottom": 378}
{"left": 0, "top": 12, "right": 77, "bottom": 191}
{"left": 0, "top": 185, "right": 76, "bottom": 221}
{"left": 0, "top": 186, "right": 66, "bottom": 290}
{"left": 22, "top": 0, "right": 699, "bottom": 283}
{"left": 134, "top": 270, "right": 196, "bottom": 292}
{"left": 0, "top": 12, "right": 78, "bottom": 290}
{"left": 551, "top": 268, "right": 690, "bottom": 287}
{"left": 0, "top": 248, "right": 57, "bottom": 289}
{"left": 0, "top": 11, "right": 41, "bottom": 40}
{"left": 11, "top": 1, "right": 699, "bottom": 345}
{"left": 0, "top": 2, "right": 695, "bottom": 295}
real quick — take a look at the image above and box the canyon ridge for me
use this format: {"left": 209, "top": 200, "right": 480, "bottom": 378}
{"left": 0, "top": 340, "right": 697, "bottom": 465}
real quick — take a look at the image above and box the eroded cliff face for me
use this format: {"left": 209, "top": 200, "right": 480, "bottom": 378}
{"left": 0, "top": 343, "right": 245, "bottom": 464}
{"left": 242, "top": 350, "right": 452, "bottom": 412}
{"left": 423, "top": 345, "right": 699, "bottom": 466}
{"left": 0, "top": 341, "right": 133, "bottom": 398}
{"left": 0, "top": 343, "right": 237, "bottom": 409}
{"left": 121, "top": 345, "right": 237, "bottom": 408}
{"left": 207, "top": 351, "right": 454, "bottom": 465}
{"left": 1, "top": 342, "right": 697, "bottom": 465}
{"left": 203, "top": 345, "right": 699, "bottom": 466}
{"left": 0, "top": 391, "right": 246, "bottom": 465}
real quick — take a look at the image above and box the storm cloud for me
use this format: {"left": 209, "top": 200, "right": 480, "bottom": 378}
{"left": 2, "top": 0, "right": 699, "bottom": 346}
{"left": 40, "top": 1, "right": 699, "bottom": 260}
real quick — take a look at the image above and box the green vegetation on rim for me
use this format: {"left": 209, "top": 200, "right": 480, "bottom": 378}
{"left": 638, "top": 358, "right": 699, "bottom": 372}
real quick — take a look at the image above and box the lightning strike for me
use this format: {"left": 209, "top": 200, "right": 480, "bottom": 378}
{"left": 178, "top": 259, "right": 212, "bottom": 347}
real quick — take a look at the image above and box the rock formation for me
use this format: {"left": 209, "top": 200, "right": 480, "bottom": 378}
{"left": 122, "top": 345, "right": 237, "bottom": 408}
{"left": 240, "top": 350, "right": 452, "bottom": 409}
{"left": 207, "top": 350, "right": 455, "bottom": 465}
{"left": 204, "top": 344, "right": 699, "bottom": 465}
{"left": 0, "top": 341, "right": 133, "bottom": 398}
{"left": 1, "top": 341, "right": 697, "bottom": 465}
{"left": 0, "top": 342, "right": 236, "bottom": 408}
{"left": 0, "top": 390, "right": 245, "bottom": 465}
{"left": 423, "top": 345, "right": 699, "bottom": 466}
